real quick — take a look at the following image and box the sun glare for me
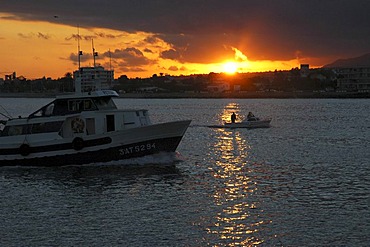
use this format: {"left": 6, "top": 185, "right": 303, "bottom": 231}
{"left": 223, "top": 61, "right": 238, "bottom": 74}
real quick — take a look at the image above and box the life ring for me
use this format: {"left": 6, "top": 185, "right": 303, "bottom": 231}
{"left": 19, "top": 143, "right": 31, "bottom": 156}
{"left": 71, "top": 118, "right": 85, "bottom": 133}
{"left": 72, "top": 137, "right": 84, "bottom": 151}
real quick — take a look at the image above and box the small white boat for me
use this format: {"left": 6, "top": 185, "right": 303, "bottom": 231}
{"left": 224, "top": 117, "right": 271, "bottom": 128}
{"left": 208, "top": 116, "right": 271, "bottom": 129}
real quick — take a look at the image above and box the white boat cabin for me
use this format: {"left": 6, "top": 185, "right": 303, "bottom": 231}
{"left": 0, "top": 90, "right": 151, "bottom": 139}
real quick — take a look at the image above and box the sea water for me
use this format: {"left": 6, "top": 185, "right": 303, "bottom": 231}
{"left": 0, "top": 98, "right": 369, "bottom": 246}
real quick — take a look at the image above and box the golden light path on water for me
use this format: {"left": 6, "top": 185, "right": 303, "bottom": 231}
{"left": 206, "top": 103, "right": 269, "bottom": 246}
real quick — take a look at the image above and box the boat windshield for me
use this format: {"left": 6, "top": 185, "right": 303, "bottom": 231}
{"left": 93, "top": 97, "right": 117, "bottom": 110}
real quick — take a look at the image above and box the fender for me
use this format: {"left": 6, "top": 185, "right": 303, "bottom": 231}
{"left": 72, "top": 137, "right": 84, "bottom": 151}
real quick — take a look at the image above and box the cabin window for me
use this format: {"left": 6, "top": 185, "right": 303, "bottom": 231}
{"left": 31, "top": 109, "right": 43, "bottom": 117}
{"left": 45, "top": 104, "right": 54, "bottom": 116}
{"left": 83, "top": 100, "right": 95, "bottom": 110}
{"left": 31, "top": 121, "right": 64, "bottom": 134}
{"left": 30, "top": 102, "right": 55, "bottom": 117}
{"left": 106, "top": 115, "right": 115, "bottom": 132}
{"left": 93, "top": 97, "right": 116, "bottom": 110}
{"left": 2, "top": 125, "right": 25, "bottom": 136}
{"left": 68, "top": 100, "right": 83, "bottom": 112}
{"left": 53, "top": 100, "right": 69, "bottom": 115}
{"left": 1, "top": 121, "right": 64, "bottom": 136}
{"left": 86, "top": 118, "right": 95, "bottom": 135}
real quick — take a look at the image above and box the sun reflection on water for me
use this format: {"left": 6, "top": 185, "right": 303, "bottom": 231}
{"left": 218, "top": 103, "right": 245, "bottom": 124}
{"left": 206, "top": 103, "right": 269, "bottom": 246}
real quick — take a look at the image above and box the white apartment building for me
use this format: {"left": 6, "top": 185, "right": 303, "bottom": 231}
{"left": 335, "top": 67, "right": 370, "bottom": 92}
{"left": 73, "top": 66, "right": 114, "bottom": 93}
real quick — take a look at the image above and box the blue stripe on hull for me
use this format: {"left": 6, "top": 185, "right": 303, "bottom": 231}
{"left": 0, "top": 136, "right": 183, "bottom": 167}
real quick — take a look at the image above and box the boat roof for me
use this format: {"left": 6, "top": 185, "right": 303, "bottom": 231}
{"left": 56, "top": 90, "right": 119, "bottom": 100}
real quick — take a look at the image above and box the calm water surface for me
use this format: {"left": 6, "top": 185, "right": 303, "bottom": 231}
{"left": 0, "top": 98, "right": 369, "bottom": 246}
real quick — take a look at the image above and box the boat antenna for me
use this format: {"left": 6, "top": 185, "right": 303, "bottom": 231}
{"left": 92, "top": 39, "right": 98, "bottom": 68}
{"left": 75, "top": 24, "right": 83, "bottom": 93}
{"left": 77, "top": 25, "right": 82, "bottom": 70}
{"left": 91, "top": 39, "right": 100, "bottom": 91}
{"left": 109, "top": 48, "right": 112, "bottom": 86}
{"left": 109, "top": 48, "right": 112, "bottom": 71}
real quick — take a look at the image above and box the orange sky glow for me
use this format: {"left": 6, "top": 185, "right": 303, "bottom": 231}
{"left": 0, "top": 14, "right": 315, "bottom": 79}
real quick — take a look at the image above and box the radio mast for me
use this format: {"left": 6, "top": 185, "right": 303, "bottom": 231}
{"left": 77, "top": 25, "right": 82, "bottom": 70}
{"left": 92, "top": 39, "right": 98, "bottom": 68}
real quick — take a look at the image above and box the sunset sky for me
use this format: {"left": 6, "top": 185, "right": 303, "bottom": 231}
{"left": 1, "top": 0, "right": 370, "bottom": 79}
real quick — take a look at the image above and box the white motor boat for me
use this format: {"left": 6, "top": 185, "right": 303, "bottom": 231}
{"left": 0, "top": 90, "right": 191, "bottom": 167}
{"left": 224, "top": 117, "right": 271, "bottom": 128}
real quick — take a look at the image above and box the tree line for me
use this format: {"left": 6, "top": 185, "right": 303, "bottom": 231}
{"left": 0, "top": 69, "right": 337, "bottom": 94}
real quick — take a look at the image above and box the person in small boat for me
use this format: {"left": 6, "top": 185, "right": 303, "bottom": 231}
{"left": 247, "top": 112, "right": 255, "bottom": 120}
{"left": 231, "top": 112, "right": 236, "bottom": 123}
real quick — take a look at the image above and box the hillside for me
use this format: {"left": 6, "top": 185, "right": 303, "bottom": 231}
{"left": 324, "top": 53, "right": 370, "bottom": 68}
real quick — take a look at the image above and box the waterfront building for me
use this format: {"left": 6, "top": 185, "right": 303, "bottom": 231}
{"left": 335, "top": 67, "right": 370, "bottom": 92}
{"left": 207, "top": 80, "right": 230, "bottom": 92}
{"left": 300, "top": 64, "right": 310, "bottom": 77}
{"left": 73, "top": 66, "right": 114, "bottom": 93}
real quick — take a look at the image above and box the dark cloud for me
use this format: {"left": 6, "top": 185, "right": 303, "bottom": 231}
{"left": 65, "top": 34, "right": 95, "bottom": 41}
{"left": 143, "top": 48, "right": 153, "bottom": 53}
{"left": 117, "top": 64, "right": 147, "bottom": 73}
{"left": 18, "top": 33, "right": 30, "bottom": 39}
{"left": 179, "top": 66, "right": 187, "bottom": 71}
{"left": 107, "top": 47, "right": 152, "bottom": 67}
{"left": 160, "top": 49, "right": 182, "bottom": 61}
{"left": 2, "top": 0, "right": 370, "bottom": 65}
{"left": 68, "top": 52, "right": 93, "bottom": 64}
{"left": 143, "top": 36, "right": 161, "bottom": 45}
{"left": 94, "top": 32, "right": 120, "bottom": 39}
{"left": 37, "top": 32, "right": 51, "bottom": 40}
{"left": 168, "top": 66, "right": 179, "bottom": 71}
{"left": 68, "top": 47, "right": 153, "bottom": 73}
{"left": 18, "top": 32, "right": 51, "bottom": 39}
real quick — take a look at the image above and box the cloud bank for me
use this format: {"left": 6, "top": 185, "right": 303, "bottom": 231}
{"left": 2, "top": 0, "right": 370, "bottom": 70}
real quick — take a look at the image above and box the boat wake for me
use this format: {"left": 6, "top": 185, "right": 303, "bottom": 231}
{"left": 189, "top": 124, "right": 212, "bottom": 128}
{"left": 85, "top": 151, "right": 183, "bottom": 167}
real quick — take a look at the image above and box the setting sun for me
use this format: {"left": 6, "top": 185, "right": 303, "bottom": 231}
{"left": 223, "top": 61, "right": 238, "bottom": 74}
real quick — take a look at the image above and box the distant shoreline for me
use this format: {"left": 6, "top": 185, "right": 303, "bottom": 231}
{"left": 0, "top": 91, "right": 369, "bottom": 99}
{"left": 118, "top": 91, "right": 370, "bottom": 99}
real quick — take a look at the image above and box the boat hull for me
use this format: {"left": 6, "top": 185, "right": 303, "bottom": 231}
{"left": 0, "top": 120, "right": 191, "bottom": 167}
{"left": 209, "top": 119, "right": 271, "bottom": 129}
